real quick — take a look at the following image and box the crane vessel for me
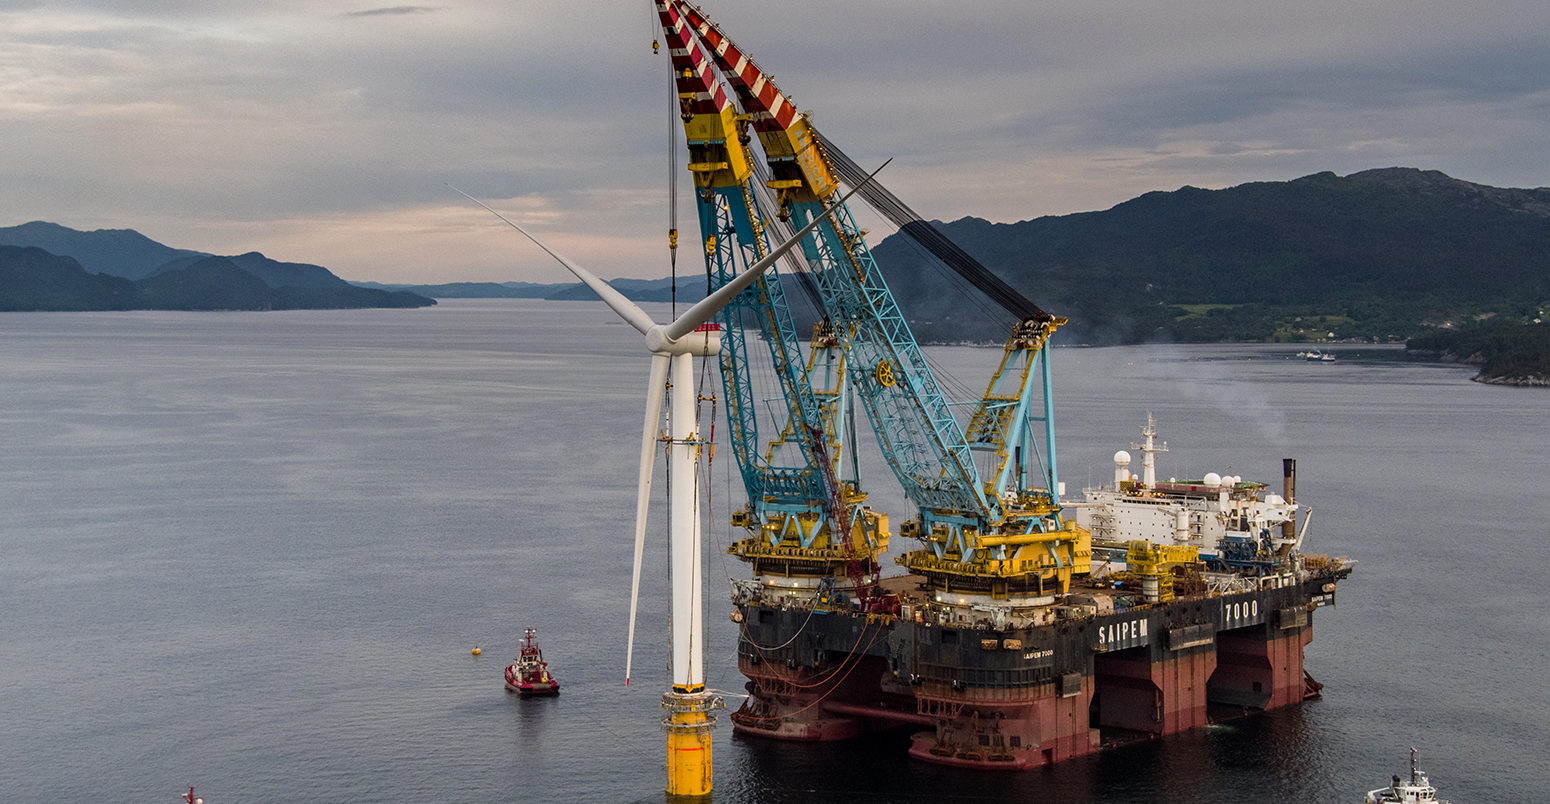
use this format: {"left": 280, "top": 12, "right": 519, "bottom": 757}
{"left": 643, "top": 0, "right": 1353, "bottom": 775}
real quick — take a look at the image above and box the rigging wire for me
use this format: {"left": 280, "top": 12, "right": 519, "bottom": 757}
{"left": 658, "top": 24, "right": 678, "bottom": 675}
{"left": 694, "top": 335, "right": 721, "bottom": 670}
{"left": 747, "top": 130, "right": 1025, "bottom": 412}
{"left": 696, "top": 323, "right": 840, "bottom": 666}
{"left": 667, "top": 57, "right": 680, "bottom": 317}
{"left": 825, "top": 158, "right": 1016, "bottom": 359}
{"left": 747, "top": 149, "right": 1002, "bottom": 434}
{"left": 813, "top": 127, "right": 1051, "bottom": 324}
{"left": 662, "top": 402, "right": 673, "bottom": 677}
{"left": 732, "top": 624, "right": 884, "bottom": 721}
{"left": 647, "top": 4, "right": 660, "bottom": 55}
{"left": 740, "top": 614, "right": 876, "bottom": 689}
{"left": 746, "top": 159, "right": 825, "bottom": 321}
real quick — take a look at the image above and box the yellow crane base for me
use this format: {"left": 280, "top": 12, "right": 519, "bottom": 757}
{"left": 662, "top": 688, "right": 724, "bottom": 798}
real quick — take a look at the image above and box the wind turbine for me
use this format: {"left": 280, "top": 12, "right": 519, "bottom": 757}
{"left": 453, "top": 163, "right": 883, "bottom": 797}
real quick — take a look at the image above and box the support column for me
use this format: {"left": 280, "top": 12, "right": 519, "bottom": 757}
{"left": 1094, "top": 647, "right": 1215, "bottom": 734}
{"left": 663, "top": 689, "right": 724, "bottom": 797}
{"left": 1208, "top": 624, "right": 1309, "bottom": 711}
{"left": 907, "top": 679, "right": 1099, "bottom": 770}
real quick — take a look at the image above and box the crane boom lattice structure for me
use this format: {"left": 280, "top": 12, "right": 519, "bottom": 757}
{"left": 659, "top": 0, "right": 1087, "bottom": 609}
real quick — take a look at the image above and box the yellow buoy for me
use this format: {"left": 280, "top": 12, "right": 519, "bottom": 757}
{"left": 471, "top": 647, "right": 482, "bottom": 656}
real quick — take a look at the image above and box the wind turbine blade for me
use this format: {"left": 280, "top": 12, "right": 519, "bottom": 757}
{"left": 625, "top": 352, "right": 670, "bottom": 686}
{"left": 448, "top": 185, "right": 656, "bottom": 335}
{"left": 663, "top": 159, "right": 892, "bottom": 341}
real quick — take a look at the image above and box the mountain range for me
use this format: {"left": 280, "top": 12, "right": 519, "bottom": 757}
{"left": 0, "top": 221, "right": 433, "bottom": 311}
{"left": 367, "top": 168, "right": 1549, "bottom": 347}
{"left": 872, "top": 167, "right": 1550, "bottom": 345}
{"left": 6, "top": 168, "right": 1547, "bottom": 350}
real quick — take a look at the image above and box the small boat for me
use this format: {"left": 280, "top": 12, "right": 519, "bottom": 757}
{"left": 504, "top": 627, "right": 559, "bottom": 695}
{"left": 1365, "top": 748, "right": 1449, "bottom": 803}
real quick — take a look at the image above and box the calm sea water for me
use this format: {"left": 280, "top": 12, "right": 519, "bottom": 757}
{"left": 0, "top": 299, "right": 1543, "bottom": 802}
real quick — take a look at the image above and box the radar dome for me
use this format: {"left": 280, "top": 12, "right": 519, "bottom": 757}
{"left": 1203, "top": 472, "right": 1222, "bottom": 486}
{"left": 1114, "top": 450, "right": 1132, "bottom": 465}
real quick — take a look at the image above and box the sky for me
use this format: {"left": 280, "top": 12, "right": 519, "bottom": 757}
{"left": 2, "top": 0, "right": 1548, "bottom": 284}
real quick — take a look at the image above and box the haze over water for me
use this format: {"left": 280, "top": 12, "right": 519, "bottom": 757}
{"left": 1, "top": 300, "right": 1542, "bottom": 802}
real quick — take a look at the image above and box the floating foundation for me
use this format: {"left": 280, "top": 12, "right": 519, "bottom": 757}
{"left": 663, "top": 688, "right": 724, "bottom": 796}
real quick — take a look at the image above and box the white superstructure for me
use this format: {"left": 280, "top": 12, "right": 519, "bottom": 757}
{"left": 1364, "top": 749, "right": 1449, "bottom": 803}
{"left": 1069, "top": 415, "right": 1303, "bottom": 575}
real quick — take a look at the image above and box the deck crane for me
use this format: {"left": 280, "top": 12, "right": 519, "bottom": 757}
{"left": 654, "top": 0, "right": 891, "bottom": 607}
{"left": 665, "top": 0, "right": 1090, "bottom": 611}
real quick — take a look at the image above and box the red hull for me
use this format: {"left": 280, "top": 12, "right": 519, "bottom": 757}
{"left": 905, "top": 679, "right": 1100, "bottom": 770}
{"left": 506, "top": 681, "right": 560, "bottom": 695}
{"left": 906, "top": 630, "right": 1317, "bottom": 770}
{"left": 505, "top": 665, "right": 559, "bottom": 696}
{"left": 730, "top": 653, "right": 896, "bottom": 742}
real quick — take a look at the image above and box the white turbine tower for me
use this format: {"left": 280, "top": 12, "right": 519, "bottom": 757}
{"left": 453, "top": 163, "right": 881, "bottom": 797}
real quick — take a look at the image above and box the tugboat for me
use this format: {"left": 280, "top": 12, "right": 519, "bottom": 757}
{"left": 504, "top": 627, "right": 559, "bottom": 696}
{"left": 1365, "top": 748, "right": 1449, "bottom": 803}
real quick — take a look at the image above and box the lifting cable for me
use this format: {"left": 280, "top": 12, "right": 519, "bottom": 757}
{"left": 667, "top": 59, "right": 680, "bottom": 316}
{"left": 747, "top": 159, "right": 825, "bottom": 318}
{"left": 695, "top": 345, "right": 723, "bottom": 670}
{"left": 734, "top": 594, "right": 819, "bottom": 652}
{"left": 701, "top": 412, "right": 831, "bottom": 660}
{"left": 688, "top": 406, "right": 703, "bottom": 672}
{"left": 655, "top": 27, "right": 681, "bottom": 676}
{"left": 732, "top": 625, "right": 885, "bottom": 720}
{"left": 813, "top": 127, "right": 1051, "bottom": 324}
{"left": 698, "top": 389, "right": 876, "bottom": 685}
{"left": 662, "top": 418, "right": 673, "bottom": 676}
{"left": 740, "top": 615, "right": 877, "bottom": 690}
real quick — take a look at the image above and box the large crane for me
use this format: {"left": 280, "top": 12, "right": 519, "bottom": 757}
{"left": 655, "top": 0, "right": 891, "bottom": 606}
{"left": 663, "top": 0, "right": 1089, "bottom": 612}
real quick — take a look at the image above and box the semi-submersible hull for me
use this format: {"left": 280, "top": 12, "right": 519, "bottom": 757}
{"left": 729, "top": 564, "right": 1350, "bottom": 769}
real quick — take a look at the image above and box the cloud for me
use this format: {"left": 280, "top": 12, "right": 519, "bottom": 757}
{"left": 345, "top": 6, "right": 442, "bottom": 17}
{"left": 1, "top": 0, "right": 1547, "bottom": 283}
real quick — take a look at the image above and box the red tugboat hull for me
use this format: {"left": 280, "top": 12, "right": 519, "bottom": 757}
{"left": 504, "top": 664, "right": 560, "bottom": 695}
{"left": 505, "top": 627, "right": 559, "bottom": 696}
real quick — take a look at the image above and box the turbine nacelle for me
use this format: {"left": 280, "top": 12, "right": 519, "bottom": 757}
{"left": 646, "top": 324, "right": 721, "bottom": 357}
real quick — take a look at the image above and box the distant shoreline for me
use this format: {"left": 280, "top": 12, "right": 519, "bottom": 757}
{"left": 1474, "top": 373, "right": 1550, "bottom": 387}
